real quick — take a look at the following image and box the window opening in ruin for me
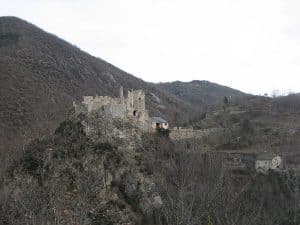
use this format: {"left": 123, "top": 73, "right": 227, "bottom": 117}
{"left": 133, "top": 110, "right": 137, "bottom": 116}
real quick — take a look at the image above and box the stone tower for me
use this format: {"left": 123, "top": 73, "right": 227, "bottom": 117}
{"left": 120, "top": 86, "right": 124, "bottom": 104}
{"left": 126, "top": 90, "right": 148, "bottom": 122}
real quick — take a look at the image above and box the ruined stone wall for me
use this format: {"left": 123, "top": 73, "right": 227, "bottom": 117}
{"left": 170, "top": 127, "right": 223, "bottom": 140}
{"left": 84, "top": 96, "right": 122, "bottom": 113}
{"left": 104, "top": 104, "right": 127, "bottom": 118}
{"left": 74, "top": 89, "right": 150, "bottom": 131}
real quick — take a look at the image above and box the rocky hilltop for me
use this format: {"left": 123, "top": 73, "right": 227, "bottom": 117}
{"left": 1, "top": 107, "right": 163, "bottom": 225}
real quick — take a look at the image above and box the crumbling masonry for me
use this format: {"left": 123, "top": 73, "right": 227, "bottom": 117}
{"left": 73, "top": 87, "right": 150, "bottom": 131}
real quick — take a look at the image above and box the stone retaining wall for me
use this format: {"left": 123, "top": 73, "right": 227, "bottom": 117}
{"left": 170, "top": 127, "right": 223, "bottom": 140}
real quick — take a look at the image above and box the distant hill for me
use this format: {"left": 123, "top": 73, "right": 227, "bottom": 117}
{"left": 0, "top": 16, "right": 249, "bottom": 170}
{"left": 157, "top": 80, "right": 249, "bottom": 108}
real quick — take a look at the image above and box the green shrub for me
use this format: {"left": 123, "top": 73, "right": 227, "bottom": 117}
{"left": 156, "top": 127, "right": 170, "bottom": 137}
{"left": 93, "top": 142, "right": 114, "bottom": 154}
{"left": 240, "top": 119, "right": 254, "bottom": 134}
{"left": 54, "top": 120, "right": 84, "bottom": 136}
{"left": 200, "top": 212, "right": 214, "bottom": 225}
{"left": 87, "top": 207, "right": 114, "bottom": 225}
{"left": 20, "top": 140, "right": 46, "bottom": 178}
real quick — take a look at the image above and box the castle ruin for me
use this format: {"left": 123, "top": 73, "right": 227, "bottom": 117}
{"left": 73, "top": 87, "right": 150, "bottom": 130}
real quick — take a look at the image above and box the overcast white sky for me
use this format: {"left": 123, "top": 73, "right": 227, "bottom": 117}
{"left": 1, "top": 0, "right": 300, "bottom": 95}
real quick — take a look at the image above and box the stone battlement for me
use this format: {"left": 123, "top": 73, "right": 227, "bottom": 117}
{"left": 81, "top": 95, "right": 122, "bottom": 113}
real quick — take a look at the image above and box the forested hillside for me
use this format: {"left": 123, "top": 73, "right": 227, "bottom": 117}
{"left": 0, "top": 17, "right": 249, "bottom": 172}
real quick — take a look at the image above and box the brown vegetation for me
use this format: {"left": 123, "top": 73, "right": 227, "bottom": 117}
{"left": 141, "top": 134, "right": 300, "bottom": 225}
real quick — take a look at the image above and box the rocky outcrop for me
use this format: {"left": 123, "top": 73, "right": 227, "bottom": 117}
{"left": 0, "top": 111, "right": 162, "bottom": 225}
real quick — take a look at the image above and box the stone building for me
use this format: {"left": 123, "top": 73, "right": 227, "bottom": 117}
{"left": 255, "top": 153, "right": 283, "bottom": 174}
{"left": 150, "top": 117, "right": 169, "bottom": 130}
{"left": 73, "top": 87, "right": 153, "bottom": 131}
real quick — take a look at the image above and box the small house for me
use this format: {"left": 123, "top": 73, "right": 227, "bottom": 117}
{"left": 255, "top": 153, "right": 283, "bottom": 174}
{"left": 150, "top": 117, "right": 169, "bottom": 130}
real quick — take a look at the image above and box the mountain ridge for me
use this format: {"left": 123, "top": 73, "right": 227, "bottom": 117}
{"left": 157, "top": 80, "right": 249, "bottom": 108}
{"left": 0, "top": 16, "right": 247, "bottom": 171}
